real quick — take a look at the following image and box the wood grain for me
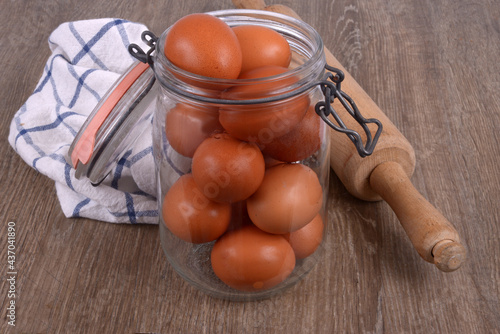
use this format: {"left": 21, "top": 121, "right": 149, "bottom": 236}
{"left": 1, "top": 0, "right": 499, "bottom": 333}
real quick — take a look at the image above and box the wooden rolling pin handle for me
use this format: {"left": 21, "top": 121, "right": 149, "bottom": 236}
{"left": 369, "top": 162, "right": 466, "bottom": 272}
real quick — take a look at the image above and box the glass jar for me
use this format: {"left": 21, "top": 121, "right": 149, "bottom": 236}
{"left": 153, "top": 9, "right": 330, "bottom": 300}
{"left": 68, "top": 8, "right": 381, "bottom": 300}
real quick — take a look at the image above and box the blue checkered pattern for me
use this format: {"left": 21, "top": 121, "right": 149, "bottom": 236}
{"left": 8, "top": 19, "right": 158, "bottom": 224}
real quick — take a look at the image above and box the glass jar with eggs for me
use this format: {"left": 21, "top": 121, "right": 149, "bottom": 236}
{"left": 153, "top": 10, "right": 331, "bottom": 300}
{"left": 70, "top": 9, "right": 380, "bottom": 301}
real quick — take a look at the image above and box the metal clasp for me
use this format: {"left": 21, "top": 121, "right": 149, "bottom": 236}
{"left": 128, "top": 31, "right": 158, "bottom": 68}
{"left": 315, "top": 65, "right": 382, "bottom": 157}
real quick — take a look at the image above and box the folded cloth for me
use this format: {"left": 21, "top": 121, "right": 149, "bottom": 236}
{"left": 8, "top": 18, "right": 159, "bottom": 224}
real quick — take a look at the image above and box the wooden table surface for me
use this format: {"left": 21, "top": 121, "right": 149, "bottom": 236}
{"left": 1, "top": 0, "right": 499, "bottom": 333}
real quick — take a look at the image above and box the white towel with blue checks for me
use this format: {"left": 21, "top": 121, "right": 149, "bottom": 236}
{"left": 8, "top": 19, "right": 159, "bottom": 224}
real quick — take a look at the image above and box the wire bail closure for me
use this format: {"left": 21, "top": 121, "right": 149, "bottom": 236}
{"left": 129, "top": 31, "right": 382, "bottom": 158}
{"left": 315, "top": 65, "right": 382, "bottom": 157}
{"left": 128, "top": 31, "right": 158, "bottom": 68}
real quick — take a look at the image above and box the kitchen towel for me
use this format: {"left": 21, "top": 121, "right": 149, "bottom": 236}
{"left": 8, "top": 18, "right": 161, "bottom": 224}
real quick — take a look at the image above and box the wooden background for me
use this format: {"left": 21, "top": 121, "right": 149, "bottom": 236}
{"left": 1, "top": 0, "right": 499, "bottom": 333}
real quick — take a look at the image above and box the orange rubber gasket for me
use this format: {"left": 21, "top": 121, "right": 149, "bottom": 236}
{"left": 71, "top": 61, "right": 150, "bottom": 168}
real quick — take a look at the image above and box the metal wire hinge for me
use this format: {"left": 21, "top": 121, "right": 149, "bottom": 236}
{"left": 128, "top": 31, "right": 158, "bottom": 68}
{"left": 315, "top": 65, "right": 382, "bottom": 158}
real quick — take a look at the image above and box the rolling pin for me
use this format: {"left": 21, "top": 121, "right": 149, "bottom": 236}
{"left": 233, "top": 0, "right": 466, "bottom": 272}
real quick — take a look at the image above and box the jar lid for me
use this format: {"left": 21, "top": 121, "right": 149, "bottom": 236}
{"left": 68, "top": 61, "right": 156, "bottom": 185}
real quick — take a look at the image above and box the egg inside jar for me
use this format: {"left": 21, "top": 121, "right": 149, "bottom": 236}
{"left": 155, "top": 10, "right": 330, "bottom": 299}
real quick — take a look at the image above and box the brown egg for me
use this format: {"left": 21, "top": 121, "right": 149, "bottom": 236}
{"left": 284, "top": 214, "right": 324, "bottom": 259}
{"left": 164, "top": 13, "right": 242, "bottom": 80}
{"left": 211, "top": 225, "right": 296, "bottom": 291}
{"left": 165, "top": 103, "right": 223, "bottom": 158}
{"left": 219, "top": 66, "right": 310, "bottom": 145}
{"left": 232, "top": 25, "right": 291, "bottom": 73}
{"left": 162, "top": 174, "right": 231, "bottom": 243}
{"left": 192, "top": 133, "right": 265, "bottom": 203}
{"left": 262, "top": 105, "right": 321, "bottom": 162}
{"left": 247, "top": 163, "right": 323, "bottom": 234}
